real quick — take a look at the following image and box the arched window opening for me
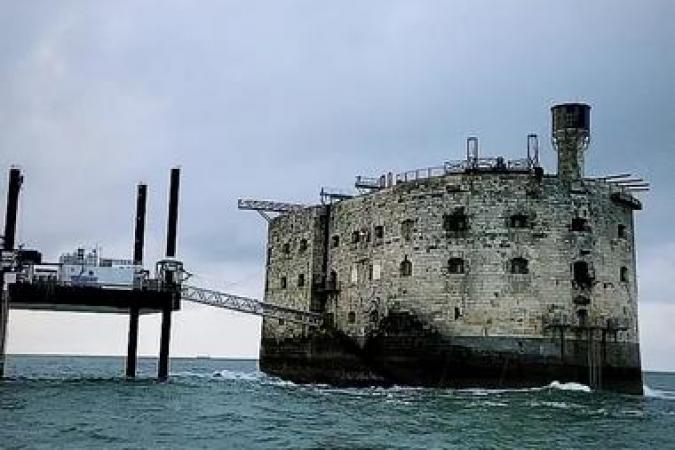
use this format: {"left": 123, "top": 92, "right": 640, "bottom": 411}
{"left": 571, "top": 217, "right": 588, "bottom": 232}
{"left": 348, "top": 311, "right": 356, "bottom": 323}
{"left": 618, "top": 224, "right": 627, "bottom": 239}
{"left": 280, "top": 276, "right": 287, "bottom": 289}
{"left": 331, "top": 235, "right": 340, "bottom": 248}
{"left": 620, "top": 266, "right": 629, "bottom": 283}
{"left": 401, "top": 219, "right": 415, "bottom": 241}
{"left": 400, "top": 257, "right": 413, "bottom": 277}
{"left": 448, "top": 258, "right": 465, "bottom": 274}
{"left": 297, "top": 273, "right": 305, "bottom": 287}
{"left": 573, "top": 261, "right": 593, "bottom": 288}
{"left": 509, "top": 214, "right": 529, "bottom": 229}
{"left": 510, "top": 257, "right": 529, "bottom": 274}
{"left": 443, "top": 208, "right": 468, "bottom": 232}
{"left": 299, "top": 239, "right": 308, "bottom": 253}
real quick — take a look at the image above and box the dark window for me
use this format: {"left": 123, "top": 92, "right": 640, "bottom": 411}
{"left": 443, "top": 209, "right": 468, "bottom": 232}
{"left": 454, "top": 307, "right": 461, "bottom": 320}
{"left": 620, "top": 266, "right": 629, "bottom": 283}
{"left": 331, "top": 235, "right": 340, "bottom": 248}
{"left": 400, "top": 257, "right": 413, "bottom": 277}
{"left": 509, "top": 214, "right": 529, "bottom": 228}
{"left": 510, "top": 257, "right": 529, "bottom": 274}
{"left": 266, "top": 247, "right": 272, "bottom": 263}
{"left": 573, "top": 295, "right": 590, "bottom": 305}
{"left": 351, "top": 230, "right": 360, "bottom": 244}
{"left": 577, "top": 309, "right": 588, "bottom": 327}
{"left": 282, "top": 242, "right": 290, "bottom": 254}
{"left": 618, "top": 224, "right": 627, "bottom": 239}
{"left": 278, "top": 318, "right": 285, "bottom": 326}
{"left": 374, "top": 225, "right": 384, "bottom": 239}
{"left": 348, "top": 311, "right": 356, "bottom": 323}
{"left": 571, "top": 217, "right": 588, "bottom": 232}
{"left": 324, "top": 313, "right": 334, "bottom": 327}
{"left": 573, "top": 261, "right": 593, "bottom": 288}
{"left": 280, "top": 276, "right": 287, "bottom": 289}
{"left": 448, "top": 258, "right": 465, "bottom": 274}
{"left": 328, "top": 270, "right": 338, "bottom": 289}
{"left": 297, "top": 274, "right": 305, "bottom": 287}
{"left": 299, "top": 239, "right": 308, "bottom": 253}
{"left": 401, "top": 219, "right": 414, "bottom": 241}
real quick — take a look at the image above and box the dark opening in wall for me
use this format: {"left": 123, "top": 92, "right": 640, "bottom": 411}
{"left": 571, "top": 217, "right": 589, "bottom": 232}
{"left": 327, "top": 270, "right": 338, "bottom": 290}
{"left": 454, "top": 307, "right": 461, "bottom": 320}
{"left": 374, "top": 225, "right": 384, "bottom": 239}
{"left": 618, "top": 224, "right": 627, "bottom": 239}
{"left": 299, "top": 239, "right": 308, "bottom": 253}
{"left": 443, "top": 208, "right": 468, "bottom": 232}
{"left": 509, "top": 214, "right": 529, "bottom": 228}
{"left": 448, "top": 258, "right": 465, "bottom": 274}
{"left": 577, "top": 308, "right": 588, "bottom": 327}
{"left": 510, "top": 257, "right": 529, "bottom": 274}
{"left": 278, "top": 318, "right": 285, "bottom": 326}
{"left": 297, "top": 273, "right": 305, "bottom": 287}
{"left": 573, "top": 261, "right": 593, "bottom": 288}
{"left": 400, "top": 257, "right": 413, "bottom": 277}
{"left": 280, "top": 276, "right": 287, "bottom": 289}
{"left": 324, "top": 313, "right": 334, "bottom": 327}
{"left": 401, "top": 219, "right": 414, "bottom": 241}
{"left": 620, "top": 266, "right": 629, "bottom": 283}
{"left": 573, "top": 295, "right": 591, "bottom": 305}
{"left": 282, "top": 242, "right": 290, "bottom": 254}
{"left": 348, "top": 311, "right": 356, "bottom": 323}
{"left": 351, "top": 230, "right": 360, "bottom": 244}
{"left": 266, "top": 247, "right": 271, "bottom": 264}
{"left": 331, "top": 235, "right": 340, "bottom": 248}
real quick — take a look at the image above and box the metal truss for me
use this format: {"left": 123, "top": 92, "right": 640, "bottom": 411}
{"left": 181, "top": 284, "right": 322, "bottom": 327}
{"left": 237, "top": 199, "right": 307, "bottom": 222}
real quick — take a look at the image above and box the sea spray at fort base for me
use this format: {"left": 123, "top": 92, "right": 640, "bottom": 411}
{"left": 1, "top": 356, "right": 675, "bottom": 449}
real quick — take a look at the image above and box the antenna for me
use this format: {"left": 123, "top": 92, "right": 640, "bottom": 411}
{"left": 466, "top": 137, "right": 479, "bottom": 169}
{"left": 527, "top": 134, "right": 539, "bottom": 167}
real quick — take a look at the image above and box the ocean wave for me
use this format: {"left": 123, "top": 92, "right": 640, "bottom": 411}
{"left": 547, "top": 381, "right": 592, "bottom": 393}
{"left": 211, "top": 369, "right": 263, "bottom": 381}
{"left": 644, "top": 385, "right": 675, "bottom": 400}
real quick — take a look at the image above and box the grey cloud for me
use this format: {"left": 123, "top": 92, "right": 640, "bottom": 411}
{"left": 1, "top": 0, "right": 674, "bottom": 368}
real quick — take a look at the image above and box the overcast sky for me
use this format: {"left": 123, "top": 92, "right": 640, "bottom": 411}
{"left": 1, "top": 1, "right": 674, "bottom": 371}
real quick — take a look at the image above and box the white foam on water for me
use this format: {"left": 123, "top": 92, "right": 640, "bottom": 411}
{"left": 547, "top": 381, "right": 592, "bottom": 393}
{"left": 211, "top": 369, "right": 263, "bottom": 381}
{"left": 643, "top": 385, "right": 675, "bottom": 400}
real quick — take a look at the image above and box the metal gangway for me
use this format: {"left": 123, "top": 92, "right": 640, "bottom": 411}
{"left": 181, "top": 284, "right": 322, "bottom": 327}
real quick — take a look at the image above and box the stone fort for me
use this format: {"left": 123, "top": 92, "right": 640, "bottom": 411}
{"left": 253, "top": 103, "right": 644, "bottom": 393}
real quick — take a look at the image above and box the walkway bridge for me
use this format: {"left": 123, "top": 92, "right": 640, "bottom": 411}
{"left": 182, "top": 285, "right": 321, "bottom": 327}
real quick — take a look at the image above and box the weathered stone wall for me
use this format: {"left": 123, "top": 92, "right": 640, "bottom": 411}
{"left": 262, "top": 172, "right": 640, "bottom": 348}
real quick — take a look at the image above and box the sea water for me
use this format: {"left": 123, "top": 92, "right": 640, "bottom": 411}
{"left": 1, "top": 356, "right": 674, "bottom": 448}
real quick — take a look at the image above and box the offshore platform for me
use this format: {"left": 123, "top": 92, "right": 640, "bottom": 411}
{"left": 0, "top": 168, "right": 319, "bottom": 380}
{"left": 243, "top": 103, "right": 648, "bottom": 394}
